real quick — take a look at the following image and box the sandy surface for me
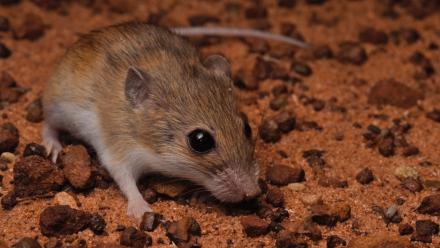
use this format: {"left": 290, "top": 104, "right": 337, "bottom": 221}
{"left": 0, "top": 0, "right": 439, "bottom": 247}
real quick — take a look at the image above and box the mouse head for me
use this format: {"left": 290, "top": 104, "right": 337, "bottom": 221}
{"left": 124, "top": 54, "right": 261, "bottom": 202}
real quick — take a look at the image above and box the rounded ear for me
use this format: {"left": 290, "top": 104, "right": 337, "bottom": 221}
{"left": 202, "top": 54, "right": 231, "bottom": 78}
{"left": 125, "top": 67, "right": 151, "bottom": 107}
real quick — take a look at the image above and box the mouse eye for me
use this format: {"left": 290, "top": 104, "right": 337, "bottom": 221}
{"left": 244, "top": 121, "right": 252, "bottom": 139}
{"left": 187, "top": 129, "right": 216, "bottom": 154}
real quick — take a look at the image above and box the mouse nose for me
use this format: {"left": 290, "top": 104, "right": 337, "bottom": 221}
{"left": 243, "top": 187, "right": 262, "bottom": 201}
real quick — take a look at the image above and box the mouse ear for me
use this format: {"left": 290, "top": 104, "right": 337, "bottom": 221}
{"left": 203, "top": 54, "right": 231, "bottom": 78}
{"left": 125, "top": 67, "right": 151, "bottom": 107}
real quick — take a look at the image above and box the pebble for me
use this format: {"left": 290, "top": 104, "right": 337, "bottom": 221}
{"left": 12, "top": 238, "right": 42, "bottom": 248}
{"left": 327, "top": 235, "right": 346, "bottom": 248}
{"left": 142, "top": 188, "right": 157, "bottom": 204}
{"left": 259, "top": 119, "right": 281, "bottom": 143}
{"left": 13, "top": 155, "right": 65, "bottom": 197}
{"left": 377, "top": 136, "right": 395, "bottom": 157}
{"left": 274, "top": 111, "right": 296, "bottom": 133}
{"left": 40, "top": 205, "right": 89, "bottom": 236}
{"left": 275, "top": 230, "right": 308, "bottom": 248}
{"left": 416, "top": 194, "right": 440, "bottom": 215}
{"left": 287, "top": 183, "right": 305, "bottom": 192}
{"left": 1, "top": 151, "right": 15, "bottom": 163}
{"left": 149, "top": 179, "right": 188, "bottom": 199}
{"left": 0, "top": 42, "right": 11, "bottom": 58}
{"left": 318, "top": 175, "right": 348, "bottom": 188}
{"left": 0, "top": 122, "right": 19, "bottom": 153}
{"left": 44, "top": 237, "right": 62, "bottom": 248}
{"left": 165, "top": 217, "right": 201, "bottom": 246}
{"left": 240, "top": 215, "right": 270, "bottom": 237}
{"left": 302, "top": 149, "right": 326, "bottom": 170}
{"left": 1, "top": 191, "right": 16, "bottom": 210}
{"left": 266, "top": 187, "right": 284, "bottom": 207}
{"left": 0, "top": 16, "right": 10, "bottom": 32}
{"left": 89, "top": 214, "right": 106, "bottom": 235}
{"left": 400, "top": 178, "right": 423, "bottom": 192}
{"left": 401, "top": 146, "right": 419, "bottom": 157}
{"left": 355, "top": 168, "right": 374, "bottom": 185}
{"left": 358, "top": 27, "right": 388, "bottom": 44}
{"left": 140, "top": 212, "right": 162, "bottom": 232}
{"left": 60, "top": 145, "right": 94, "bottom": 189}
{"left": 426, "top": 108, "right": 440, "bottom": 123}
{"left": 120, "top": 226, "right": 151, "bottom": 248}
{"left": 245, "top": 5, "right": 267, "bottom": 19}
{"left": 23, "top": 142, "right": 47, "bottom": 158}
{"left": 411, "top": 220, "right": 439, "bottom": 243}
{"left": 25, "top": 98, "right": 44, "bottom": 123}
{"left": 187, "top": 15, "right": 219, "bottom": 26}
{"left": 13, "top": 13, "right": 45, "bottom": 40}
{"left": 277, "top": 0, "right": 296, "bottom": 8}
{"left": 0, "top": 71, "right": 16, "bottom": 88}
{"left": 301, "top": 194, "right": 322, "bottom": 206}
{"left": 311, "top": 44, "right": 333, "bottom": 59}
{"left": 336, "top": 42, "right": 367, "bottom": 65}
{"left": 291, "top": 61, "right": 312, "bottom": 77}
{"left": 54, "top": 192, "right": 78, "bottom": 209}
{"left": 390, "top": 28, "right": 420, "bottom": 45}
{"left": 394, "top": 165, "right": 418, "bottom": 180}
{"left": 368, "top": 79, "right": 424, "bottom": 109}
{"left": 398, "top": 223, "right": 413, "bottom": 235}
{"left": 266, "top": 164, "right": 305, "bottom": 186}
{"left": 269, "top": 95, "right": 288, "bottom": 111}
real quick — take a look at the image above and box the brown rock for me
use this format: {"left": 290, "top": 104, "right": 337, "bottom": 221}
{"left": 0, "top": 122, "right": 19, "bottom": 153}
{"left": 89, "top": 214, "right": 106, "bottom": 235}
{"left": 44, "top": 237, "right": 62, "bottom": 248}
{"left": 327, "top": 235, "right": 346, "bottom": 248}
{"left": 120, "top": 226, "right": 150, "bottom": 248}
{"left": 1, "top": 191, "right": 17, "bottom": 210}
{"left": 13, "top": 155, "right": 65, "bottom": 197}
{"left": 275, "top": 230, "right": 308, "bottom": 248}
{"left": 259, "top": 119, "right": 281, "bottom": 143}
{"left": 25, "top": 98, "right": 44, "bottom": 123}
{"left": 13, "top": 13, "right": 45, "bottom": 40}
{"left": 0, "top": 71, "right": 16, "bottom": 88}
{"left": 426, "top": 109, "right": 440, "bottom": 123}
{"left": 0, "top": 43, "right": 11, "bottom": 58}
{"left": 187, "top": 15, "right": 220, "bottom": 26}
{"left": 377, "top": 136, "right": 395, "bottom": 157}
{"left": 402, "top": 146, "right": 419, "bottom": 157}
{"left": 411, "top": 220, "right": 439, "bottom": 243}
{"left": 139, "top": 212, "right": 162, "bottom": 232}
{"left": 416, "top": 194, "right": 440, "bottom": 215}
{"left": 0, "top": 87, "right": 21, "bottom": 103}
{"left": 336, "top": 42, "right": 367, "bottom": 65}
{"left": 368, "top": 79, "right": 424, "bottom": 109}
{"left": 266, "top": 164, "right": 305, "bottom": 186}
{"left": 401, "top": 178, "right": 423, "bottom": 192}
{"left": 318, "top": 175, "right": 348, "bottom": 188}
{"left": 60, "top": 145, "right": 94, "bottom": 189}
{"left": 165, "top": 217, "right": 201, "bottom": 246}
{"left": 356, "top": 168, "right": 374, "bottom": 185}
{"left": 270, "top": 95, "right": 288, "bottom": 111}
{"left": 398, "top": 223, "right": 414, "bottom": 235}
{"left": 0, "top": 16, "right": 10, "bottom": 32}
{"left": 358, "top": 27, "right": 388, "bottom": 44}
{"left": 94, "top": 243, "right": 128, "bottom": 248}
{"left": 274, "top": 111, "right": 296, "bottom": 134}
{"left": 283, "top": 220, "right": 322, "bottom": 241}
{"left": 240, "top": 215, "right": 270, "bottom": 237}
{"left": 149, "top": 179, "right": 188, "bottom": 199}
{"left": 266, "top": 187, "right": 284, "bottom": 207}
{"left": 142, "top": 188, "right": 157, "bottom": 204}
{"left": 23, "top": 142, "right": 47, "bottom": 158}
{"left": 292, "top": 61, "right": 312, "bottom": 77}
{"left": 39, "top": 205, "right": 91, "bottom": 236}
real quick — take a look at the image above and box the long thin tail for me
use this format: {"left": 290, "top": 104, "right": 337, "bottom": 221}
{"left": 171, "top": 26, "right": 310, "bottom": 49}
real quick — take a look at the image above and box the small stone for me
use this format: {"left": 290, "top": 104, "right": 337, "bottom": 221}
{"left": 60, "top": 145, "right": 94, "bottom": 189}
{"left": 142, "top": 188, "right": 157, "bottom": 204}
{"left": 272, "top": 208, "right": 290, "bottom": 223}
{"left": 336, "top": 42, "right": 367, "bottom": 65}
{"left": 411, "top": 220, "right": 439, "bottom": 243}
{"left": 149, "top": 179, "right": 188, "bottom": 199}
{"left": 400, "top": 178, "right": 423, "bottom": 192}
{"left": 424, "top": 179, "right": 440, "bottom": 190}
{"left": 318, "top": 175, "right": 348, "bottom": 188}
{"left": 390, "top": 28, "right": 420, "bottom": 45}
{"left": 12, "top": 238, "right": 42, "bottom": 248}
{"left": 276, "top": 230, "right": 308, "bottom": 248}
{"left": 292, "top": 62, "right": 312, "bottom": 76}
{"left": 120, "top": 226, "right": 149, "bottom": 248}
{"left": 0, "top": 71, "right": 16, "bottom": 88}
{"left": 245, "top": 6, "right": 267, "bottom": 19}
{"left": 89, "top": 214, "right": 106, "bottom": 235}
{"left": 274, "top": 111, "right": 295, "bottom": 133}
{"left": 416, "top": 194, "right": 440, "bottom": 215}
{"left": 140, "top": 212, "right": 161, "bottom": 232}
{"left": 240, "top": 215, "right": 270, "bottom": 237}
{"left": 25, "top": 98, "right": 44, "bottom": 123}
{"left": 266, "top": 165, "right": 305, "bottom": 186}
{"left": 0, "top": 43, "right": 11, "bottom": 58}
{"left": 402, "top": 146, "right": 419, "bottom": 157}
{"left": 398, "top": 223, "right": 413, "bottom": 235}
{"left": 358, "top": 27, "right": 388, "bottom": 44}
{"left": 378, "top": 136, "right": 395, "bottom": 157}
{"left": 327, "top": 235, "right": 346, "bottom": 248}
{"left": 277, "top": 0, "right": 296, "bottom": 8}
{"left": 368, "top": 79, "right": 424, "bottom": 109}
{"left": 13, "top": 155, "right": 65, "bottom": 197}
{"left": 187, "top": 15, "right": 219, "bottom": 26}
{"left": 0, "top": 16, "right": 10, "bottom": 32}
{"left": 356, "top": 168, "right": 374, "bottom": 185}
{"left": 44, "top": 237, "right": 62, "bottom": 248}
{"left": 54, "top": 192, "right": 78, "bottom": 209}
{"left": 311, "top": 44, "right": 333, "bottom": 59}
{"left": 266, "top": 187, "right": 284, "bottom": 207}
{"left": 282, "top": 220, "right": 322, "bottom": 241}
{"left": 1, "top": 191, "right": 17, "bottom": 210}
{"left": 270, "top": 95, "right": 288, "bottom": 111}
{"left": 301, "top": 194, "right": 322, "bottom": 206}
{"left": 426, "top": 109, "right": 440, "bottom": 123}
{"left": 259, "top": 119, "right": 281, "bottom": 143}
{"left": 0, "top": 123, "right": 19, "bottom": 153}
{"left": 23, "top": 142, "right": 47, "bottom": 158}
{"left": 394, "top": 165, "right": 418, "bottom": 181}
{"left": 1, "top": 151, "right": 15, "bottom": 163}
{"left": 39, "top": 205, "right": 91, "bottom": 236}
{"left": 165, "top": 217, "right": 201, "bottom": 245}
{"left": 13, "top": 13, "right": 45, "bottom": 40}
{"left": 287, "top": 183, "right": 305, "bottom": 192}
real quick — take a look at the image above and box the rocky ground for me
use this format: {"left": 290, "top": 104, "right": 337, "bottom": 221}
{"left": 1, "top": 0, "right": 440, "bottom": 247}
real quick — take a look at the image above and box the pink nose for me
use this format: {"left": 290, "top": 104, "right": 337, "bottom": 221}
{"left": 243, "top": 187, "right": 262, "bottom": 201}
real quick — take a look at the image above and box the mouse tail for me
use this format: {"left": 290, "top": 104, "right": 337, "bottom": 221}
{"left": 171, "top": 26, "right": 310, "bottom": 49}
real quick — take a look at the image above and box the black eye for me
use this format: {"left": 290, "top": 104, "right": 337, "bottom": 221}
{"left": 187, "top": 129, "right": 216, "bottom": 154}
{"left": 244, "top": 121, "right": 252, "bottom": 139}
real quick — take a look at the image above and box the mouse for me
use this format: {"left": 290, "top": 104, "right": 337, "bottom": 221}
{"left": 42, "top": 22, "right": 307, "bottom": 219}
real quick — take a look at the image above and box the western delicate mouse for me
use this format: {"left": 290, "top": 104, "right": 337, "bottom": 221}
{"left": 42, "top": 22, "right": 306, "bottom": 219}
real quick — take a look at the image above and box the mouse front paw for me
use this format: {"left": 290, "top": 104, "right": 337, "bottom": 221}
{"left": 127, "top": 199, "right": 153, "bottom": 220}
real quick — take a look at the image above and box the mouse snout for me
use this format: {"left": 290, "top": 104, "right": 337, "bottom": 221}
{"left": 243, "top": 184, "right": 262, "bottom": 201}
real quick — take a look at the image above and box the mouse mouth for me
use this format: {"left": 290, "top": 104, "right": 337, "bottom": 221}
{"left": 205, "top": 167, "right": 261, "bottom": 203}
